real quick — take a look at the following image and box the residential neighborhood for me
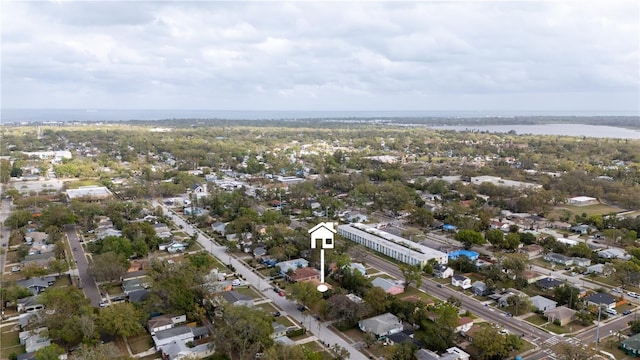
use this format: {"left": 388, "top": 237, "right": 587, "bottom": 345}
{"left": 1, "top": 120, "right": 640, "bottom": 360}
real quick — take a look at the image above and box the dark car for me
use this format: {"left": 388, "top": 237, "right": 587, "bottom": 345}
{"left": 272, "top": 311, "right": 281, "bottom": 317}
{"left": 623, "top": 310, "right": 632, "bottom": 315}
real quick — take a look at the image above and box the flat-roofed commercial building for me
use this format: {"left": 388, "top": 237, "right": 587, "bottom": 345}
{"left": 66, "top": 185, "right": 113, "bottom": 202}
{"left": 337, "top": 223, "right": 448, "bottom": 267}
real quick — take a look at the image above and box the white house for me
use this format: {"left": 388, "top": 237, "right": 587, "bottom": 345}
{"left": 358, "top": 313, "right": 403, "bottom": 339}
{"left": 275, "top": 258, "right": 309, "bottom": 274}
{"left": 531, "top": 295, "right": 558, "bottom": 312}
{"left": 455, "top": 317, "right": 474, "bottom": 333}
{"left": 433, "top": 264, "right": 454, "bottom": 279}
{"left": 148, "top": 314, "right": 187, "bottom": 335}
{"left": 451, "top": 275, "right": 471, "bottom": 289}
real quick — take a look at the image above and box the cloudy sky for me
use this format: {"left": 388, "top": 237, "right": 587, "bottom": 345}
{"left": 2, "top": 1, "right": 639, "bottom": 113}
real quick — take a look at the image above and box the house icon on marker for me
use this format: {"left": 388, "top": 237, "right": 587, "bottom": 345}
{"left": 308, "top": 222, "right": 336, "bottom": 249}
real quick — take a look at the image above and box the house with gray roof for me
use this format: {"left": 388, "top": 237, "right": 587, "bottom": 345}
{"left": 586, "top": 292, "right": 617, "bottom": 309}
{"left": 598, "top": 248, "right": 631, "bottom": 260}
{"left": 621, "top": 333, "right": 640, "bottom": 357}
{"left": 20, "top": 253, "right": 56, "bottom": 269}
{"left": 530, "top": 295, "right": 557, "bottom": 312}
{"left": 152, "top": 325, "right": 194, "bottom": 350}
{"left": 536, "top": 277, "right": 564, "bottom": 291}
{"left": 358, "top": 312, "right": 403, "bottom": 339}
{"left": 471, "top": 281, "right": 491, "bottom": 296}
{"left": 17, "top": 296, "right": 44, "bottom": 313}
{"left": 19, "top": 327, "right": 51, "bottom": 353}
{"left": 275, "top": 258, "right": 309, "bottom": 274}
{"left": 371, "top": 277, "right": 404, "bottom": 295}
{"left": 220, "top": 290, "right": 254, "bottom": 307}
{"left": 543, "top": 253, "right": 574, "bottom": 266}
{"left": 545, "top": 306, "right": 577, "bottom": 326}
{"left": 17, "top": 277, "right": 56, "bottom": 296}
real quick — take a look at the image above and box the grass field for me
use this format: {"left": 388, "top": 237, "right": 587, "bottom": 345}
{"left": 549, "top": 203, "right": 625, "bottom": 220}
{"left": 127, "top": 333, "right": 154, "bottom": 354}
{"left": 524, "top": 314, "right": 548, "bottom": 326}
{"left": 1, "top": 329, "right": 25, "bottom": 358}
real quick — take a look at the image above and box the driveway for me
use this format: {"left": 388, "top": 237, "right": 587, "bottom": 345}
{"left": 65, "top": 224, "right": 102, "bottom": 307}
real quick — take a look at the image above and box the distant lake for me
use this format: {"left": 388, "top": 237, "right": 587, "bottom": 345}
{"left": 429, "top": 124, "right": 640, "bottom": 139}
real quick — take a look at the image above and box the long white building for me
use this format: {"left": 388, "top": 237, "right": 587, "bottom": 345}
{"left": 337, "top": 223, "right": 448, "bottom": 267}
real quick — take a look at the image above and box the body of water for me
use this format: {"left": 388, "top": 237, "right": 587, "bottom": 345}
{"left": 1, "top": 108, "right": 639, "bottom": 139}
{"left": 2, "top": 108, "right": 638, "bottom": 123}
{"left": 430, "top": 124, "right": 640, "bottom": 139}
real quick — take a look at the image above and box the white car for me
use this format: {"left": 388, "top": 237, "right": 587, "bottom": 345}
{"left": 605, "top": 308, "right": 618, "bottom": 315}
{"left": 628, "top": 292, "right": 640, "bottom": 298}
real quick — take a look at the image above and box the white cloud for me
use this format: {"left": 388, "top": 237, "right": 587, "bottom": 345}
{"left": 1, "top": 1, "right": 638, "bottom": 112}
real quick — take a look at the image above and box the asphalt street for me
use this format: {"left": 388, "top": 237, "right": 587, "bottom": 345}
{"left": 65, "top": 224, "right": 102, "bottom": 307}
{"left": 154, "top": 201, "right": 369, "bottom": 360}
{"left": 0, "top": 198, "right": 12, "bottom": 273}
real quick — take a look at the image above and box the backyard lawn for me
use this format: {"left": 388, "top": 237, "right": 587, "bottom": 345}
{"left": 1, "top": 329, "right": 24, "bottom": 357}
{"left": 127, "top": 333, "right": 154, "bottom": 354}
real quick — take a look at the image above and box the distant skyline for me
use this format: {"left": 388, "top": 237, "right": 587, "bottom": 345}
{"left": 2, "top": 1, "right": 639, "bottom": 114}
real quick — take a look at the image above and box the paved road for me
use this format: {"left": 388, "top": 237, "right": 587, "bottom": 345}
{"left": 65, "top": 224, "right": 101, "bottom": 307}
{"left": 364, "top": 254, "right": 554, "bottom": 342}
{"left": 154, "top": 201, "right": 369, "bottom": 360}
{"left": 0, "top": 199, "right": 12, "bottom": 273}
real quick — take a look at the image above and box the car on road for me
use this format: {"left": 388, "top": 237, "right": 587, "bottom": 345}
{"left": 437, "top": 284, "right": 444, "bottom": 288}
{"left": 628, "top": 292, "right": 640, "bottom": 298}
{"left": 623, "top": 310, "right": 632, "bottom": 315}
{"left": 613, "top": 288, "right": 623, "bottom": 293}
{"left": 278, "top": 291, "right": 285, "bottom": 297}
{"left": 73, "top": 247, "right": 78, "bottom": 251}
{"left": 2, "top": 242, "right": 6, "bottom": 247}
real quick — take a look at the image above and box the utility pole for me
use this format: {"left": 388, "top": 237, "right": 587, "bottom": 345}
{"left": 595, "top": 305, "right": 602, "bottom": 347}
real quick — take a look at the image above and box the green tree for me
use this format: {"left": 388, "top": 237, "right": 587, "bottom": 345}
{"left": 473, "top": 326, "right": 509, "bottom": 360}
{"left": 4, "top": 209, "right": 33, "bottom": 228}
{"left": 289, "top": 281, "right": 323, "bottom": 308}
{"left": 98, "top": 303, "right": 144, "bottom": 337}
{"left": 40, "top": 203, "right": 76, "bottom": 228}
{"left": 50, "top": 259, "right": 69, "bottom": 276}
{"left": 88, "top": 252, "right": 129, "bottom": 283}
{"left": 100, "top": 236, "right": 133, "bottom": 258}
{"left": 262, "top": 344, "right": 322, "bottom": 360}
{"left": 70, "top": 343, "right": 132, "bottom": 360}
{"left": 503, "top": 232, "right": 521, "bottom": 251}
{"left": 455, "top": 230, "right": 486, "bottom": 249}
{"left": 383, "top": 342, "right": 416, "bottom": 360}
{"left": 399, "top": 263, "right": 423, "bottom": 290}
{"left": 0, "top": 158, "right": 11, "bottom": 183}
{"left": 214, "top": 304, "right": 274, "bottom": 360}
{"left": 485, "top": 229, "right": 504, "bottom": 247}
{"left": 34, "top": 344, "right": 65, "bottom": 360}
{"left": 364, "top": 286, "right": 392, "bottom": 315}
{"left": 554, "top": 286, "right": 581, "bottom": 309}
{"left": 39, "top": 287, "right": 93, "bottom": 346}
{"left": 146, "top": 259, "right": 208, "bottom": 320}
